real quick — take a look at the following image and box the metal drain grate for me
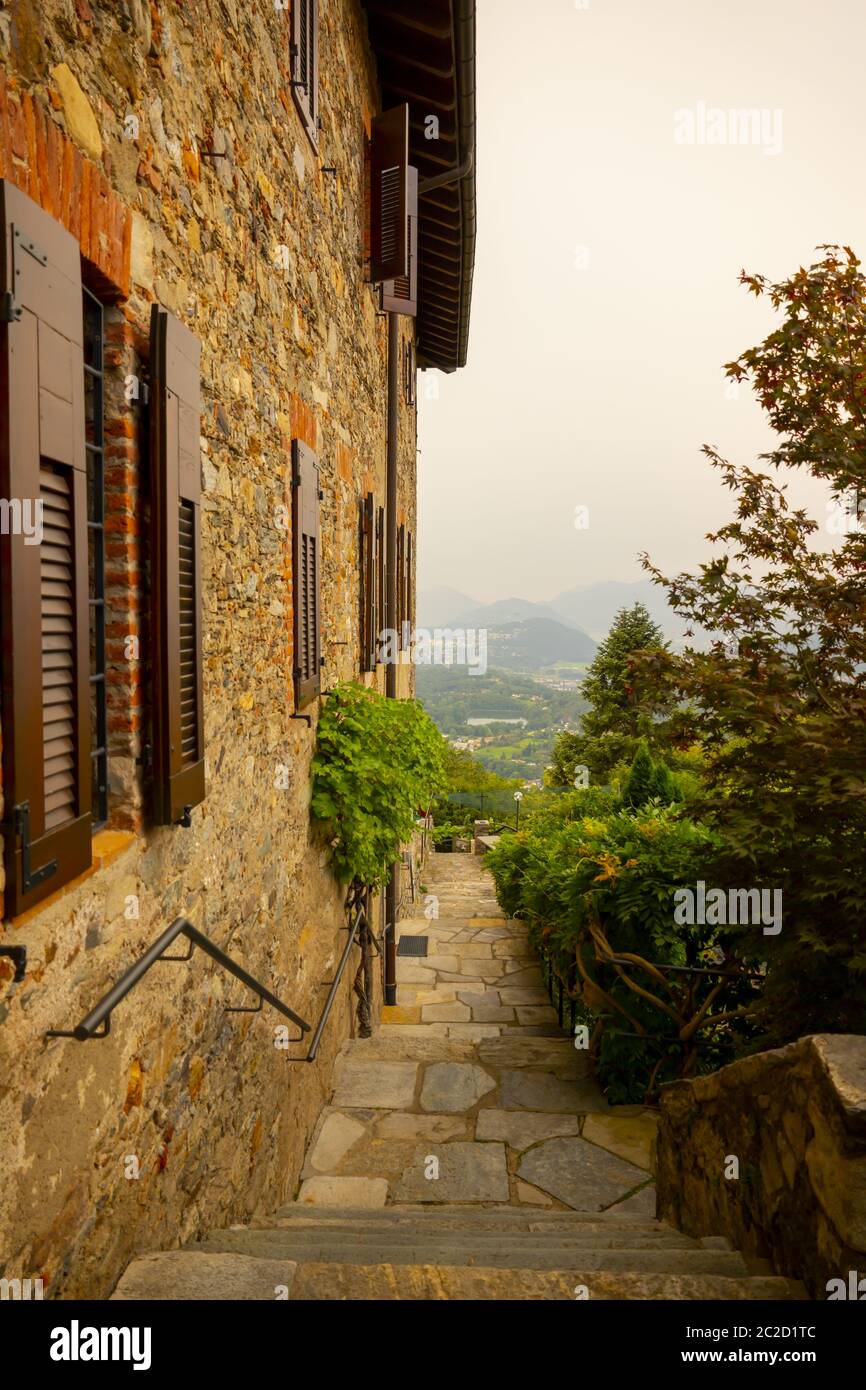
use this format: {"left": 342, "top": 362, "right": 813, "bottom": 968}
{"left": 396, "top": 935, "right": 429, "bottom": 958}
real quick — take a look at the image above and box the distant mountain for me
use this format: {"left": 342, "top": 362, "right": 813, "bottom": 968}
{"left": 450, "top": 597, "right": 582, "bottom": 630}
{"left": 484, "top": 617, "right": 596, "bottom": 671}
{"left": 550, "top": 580, "right": 704, "bottom": 646}
{"left": 416, "top": 585, "right": 479, "bottom": 629}
{"left": 418, "top": 590, "right": 583, "bottom": 632}
{"left": 418, "top": 579, "right": 699, "bottom": 651}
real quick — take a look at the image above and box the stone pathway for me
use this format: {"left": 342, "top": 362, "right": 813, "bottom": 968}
{"left": 114, "top": 854, "right": 806, "bottom": 1300}
{"left": 295, "top": 851, "right": 657, "bottom": 1214}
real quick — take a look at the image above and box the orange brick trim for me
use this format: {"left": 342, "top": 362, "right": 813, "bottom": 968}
{"left": 0, "top": 71, "right": 131, "bottom": 300}
{"left": 290, "top": 394, "right": 318, "bottom": 451}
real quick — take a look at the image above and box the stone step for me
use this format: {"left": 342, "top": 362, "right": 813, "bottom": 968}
{"left": 111, "top": 1251, "right": 297, "bottom": 1301}
{"left": 268, "top": 1202, "right": 669, "bottom": 1226}
{"left": 192, "top": 1227, "right": 752, "bottom": 1276}
{"left": 268, "top": 1202, "right": 667, "bottom": 1228}
{"left": 283, "top": 1263, "right": 807, "bottom": 1301}
{"left": 246, "top": 1224, "right": 697, "bottom": 1253}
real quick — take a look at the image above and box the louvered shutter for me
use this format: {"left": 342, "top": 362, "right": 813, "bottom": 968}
{"left": 396, "top": 523, "right": 405, "bottom": 650}
{"left": 360, "top": 490, "right": 377, "bottom": 673}
{"left": 292, "top": 0, "right": 319, "bottom": 150}
{"left": 292, "top": 438, "right": 321, "bottom": 708}
{"left": 381, "top": 166, "right": 418, "bottom": 316}
{"left": 370, "top": 105, "right": 409, "bottom": 283}
{"left": 406, "top": 529, "right": 413, "bottom": 640}
{"left": 376, "top": 504, "right": 385, "bottom": 664}
{"left": 149, "top": 304, "right": 205, "bottom": 826}
{"left": 0, "top": 179, "right": 91, "bottom": 915}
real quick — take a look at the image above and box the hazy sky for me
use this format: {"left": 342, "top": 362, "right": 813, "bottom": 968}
{"left": 417, "top": 0, "right": 865, "bottom": 603}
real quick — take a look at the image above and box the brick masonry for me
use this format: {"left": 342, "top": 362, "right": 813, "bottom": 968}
{"left": 0, "top": 0, "right": 418, "bottom": 1297}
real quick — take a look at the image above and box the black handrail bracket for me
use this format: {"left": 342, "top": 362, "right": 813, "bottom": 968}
{"left": 46, "top": 918, "right": 311, "bottom": 1043}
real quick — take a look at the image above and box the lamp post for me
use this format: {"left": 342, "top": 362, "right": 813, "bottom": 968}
{"left": 514, "top": 790, "right": 523, "bottom": 832}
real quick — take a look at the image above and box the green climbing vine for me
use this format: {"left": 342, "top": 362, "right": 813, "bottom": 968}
{"left": 311, "top": 682, "right": 447, "bottom": 887}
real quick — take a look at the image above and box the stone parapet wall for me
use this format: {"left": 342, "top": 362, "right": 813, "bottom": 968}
{"left": 656, "top": 1034, "right": 866, "bottom": 1297}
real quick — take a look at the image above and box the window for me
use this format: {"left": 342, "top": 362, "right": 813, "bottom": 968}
{"left": 0, "top": 178, "right": 92, "bottom": 915}
{"left": 382, "top": 166, "right": 419, "bottom": 317}
{"left": 149, "top": 305, "right": 206, "bottom": 826}
{"left": 403, "top": 338, "right": 416, "bottom": 407}
{"left": 359, "top": 491, "right": 378, "bottom": 673}
{"left": 292, "top": 439, "right": 322, "bottom": 708}
{"left": 83, "top": 287, "right": 108, "bottom": 827}
{"left": 291, "top": 0, "right": 319, "bottom": 151}
{"left": 370, "top": 105, "right": 410, "bottom": 283}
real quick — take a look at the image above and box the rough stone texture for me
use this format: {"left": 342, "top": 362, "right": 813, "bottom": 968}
{"left": 111, "top": 1250, "right": 297, "bottom": 1300}
{"left": 0, "top": 0, "right": 418, "bottom": 1300}
{"left": 608, "top": 1185, "right": 658, "bottom": 1219}
{"left": 498, "top": 1069, "right": 606, "bottom": 1113}
{"left": 656, "top": 1034, "right": 866, "bottom": 1298}
{"left": 419, "top": 1062, "right": 496, "bottom": 1113}
{"left": 286, "top": 1263, "right": 806, "bottom": 1301}
{"left": 582, "top": 1112, "right": 657, "bottom": 1172}
{"left": 374, "top": 1113, "right": 468, "bottom": 1143}
{"left": 307, "top": 1113, "right": 367, "bottom": 1174}
{"left": 392, "top": 1142, "right": 510, "bottom": 1203}
{"left": 475, "top": 1109, "right": 580, "bottom": 1150}
{"left": 297, "top": 1177, "right": 389, "bottom": 1209}
{"left": 332, "top": 1060, "right": 419, "bottom": 1111}
{"left": 518, "top": 1138, "right": 649, "bottom": 1212}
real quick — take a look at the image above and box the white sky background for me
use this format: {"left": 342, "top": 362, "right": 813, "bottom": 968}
{"left": 417, "top": 0, "right": 866, "bottom": 603}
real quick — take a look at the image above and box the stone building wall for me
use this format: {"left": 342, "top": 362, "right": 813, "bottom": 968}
{"left": 0, "top": 0, "right": 417, "bottom": 1298}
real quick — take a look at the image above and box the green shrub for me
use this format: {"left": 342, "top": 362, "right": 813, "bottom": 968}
{"left": 487, "top": 804, "right": 755, "bottom": 1103}
{"left": 311, "top": 683, "right": 447, "bottom": 887}
{"left": 620, "top": 741, "right": 681, "bottom": 810}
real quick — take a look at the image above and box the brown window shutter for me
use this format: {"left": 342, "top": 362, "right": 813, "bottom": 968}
{"left": 0, "top": 179, "right": 92, "bottom": 915}
{"left": 396, "top": 523, "right": 405, "bottom": 647}
{"left": 376, "top": 503, "right": 385, "bottom": 663}
{"left": 370, "top": 105, "right": 409, "bottom": 283}
{"left": 291, "top": 0, "right": 319, "bottom": 150}
{"left": 381, "top": 166, "right": 418, "bottom": 316}
{"left": 406, "top": 529, "right": 413, "bottom": 637}
{"left": 403, "top": 339, "right": 416, "bottom": 406}
{"left": 360, "top": 490, "right": 377, "bottom": 673}
{"left": 292, "top": 438, "right": 321, "bottom": 708}
{"left": 149, "top": 304, "right": 205, "bottom": 827}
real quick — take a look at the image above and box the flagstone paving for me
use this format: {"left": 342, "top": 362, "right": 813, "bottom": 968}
{"left": 291, "top": 854, "right": 657, "bottom": 1211}
{"left": 114, "top": 852, "right": 808, "bottom": 1299}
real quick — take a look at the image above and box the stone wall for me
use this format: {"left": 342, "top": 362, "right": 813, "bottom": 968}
{"left": 0, "top": 0, "right": 417, "bottom": 1298}
{"left": 656, "top": 1034, "right": 866, "bottom": 1297}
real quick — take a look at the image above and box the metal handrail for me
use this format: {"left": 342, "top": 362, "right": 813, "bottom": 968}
{"left": 46, "top": 918, "right": 311, "bottom": 1042}
{"left": 287, "top": 884, "right": 377, "bottom": 1064}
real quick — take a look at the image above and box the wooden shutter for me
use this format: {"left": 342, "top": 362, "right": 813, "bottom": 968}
{"left": 292, "top": 438, "right": 321, "bottom": 708}
{"left": 406, "top": 529, "right": 413, "bottom": 639}
{"left": 376, "top": 504, "right": 385, "bottom": 665}
{"left": 370, "top": 105, "right": 409, "bottom": 283}
{"left": 381, "top": 166, "right": 418, "bottom": 316}
{"left": 360, "top": 491, "right": 377, "bottom": 673}
{"left": 403, "top": 339, "right": 416, "bottom": 406}
{"left": 150, "top": 304, "right": 205, "bottom": 827}
{"left": 396, "top": 523, "right": 405, "bottom": 649}
{"left": 291, "top": 0, "right": 319, "bottom": 150}
{"left": 0, "top": 179, "right": 91, "bottom": 915}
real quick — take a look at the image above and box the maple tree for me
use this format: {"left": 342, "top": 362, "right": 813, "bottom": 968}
{"left": 637, "top": 245, "right": 866, "bottom": 1046}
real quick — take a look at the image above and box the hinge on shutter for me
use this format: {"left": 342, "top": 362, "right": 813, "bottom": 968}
{"left": 1, "top": 226, "right": 48, "bottom": 323}
{"left": 0, "top": 802, "right": 58, "bottom": 893}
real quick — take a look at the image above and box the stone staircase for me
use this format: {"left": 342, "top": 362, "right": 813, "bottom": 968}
{"left": 113, "top": 853, "right": 806, "bottom": 1301}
